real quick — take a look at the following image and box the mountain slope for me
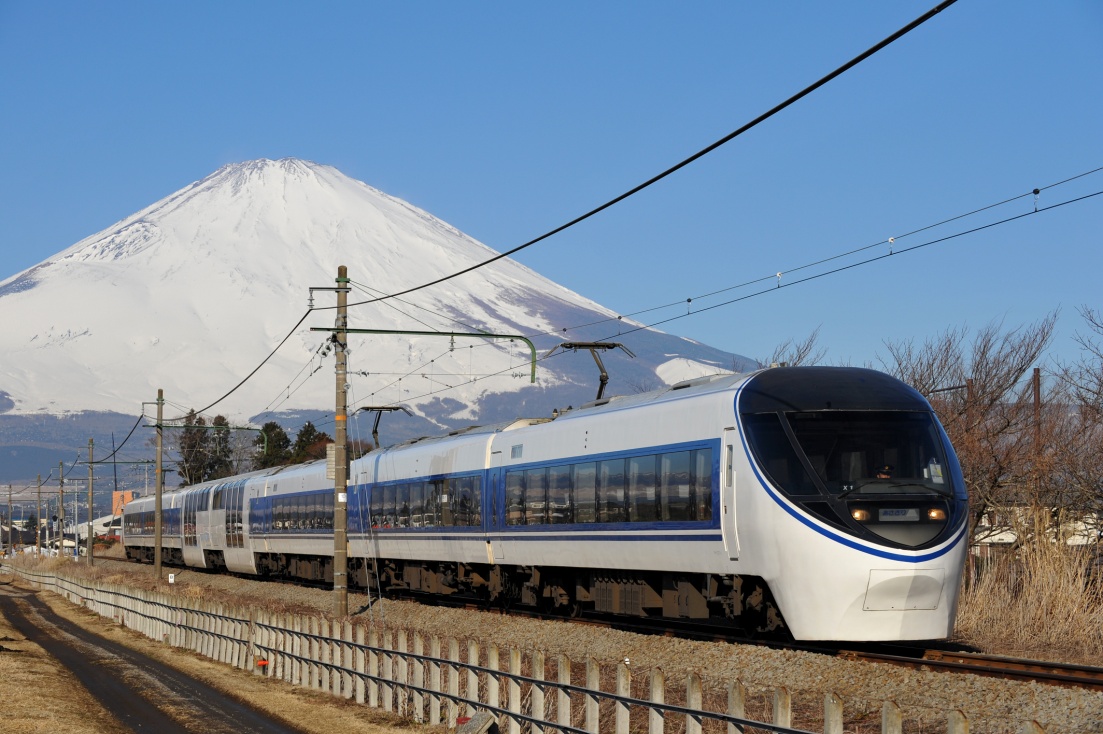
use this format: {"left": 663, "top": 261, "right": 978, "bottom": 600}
{"left": 0, "top": 158, "right": 750, "bottom": 425}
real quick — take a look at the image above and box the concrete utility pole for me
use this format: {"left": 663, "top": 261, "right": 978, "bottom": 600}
{"left": 154, "top": 389, "right": 164, "bottom": 581}
{"left": 7, "top": 484, "right": 11, "bottom": 553}
{"left": 87, "top": 438, "right": 94, "bottom": 565}
{"left": 333, "top": 265, "right": 350, "bottom": 618}
{"left": 36, "top": 474, "right": 41, "bottom": 552}
{"left": 58, "top": 461, "right": 65, "bottom": 555}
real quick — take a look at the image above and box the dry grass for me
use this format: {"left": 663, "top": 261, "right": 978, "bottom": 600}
{"left": 955, "top": 541, "right": 1103, "bottom": 664}
{"left": 0, "top": 575, "right": 128, "bottom": 734}
{"left": 33, "top": 586, "right": 420, "bottom": 734}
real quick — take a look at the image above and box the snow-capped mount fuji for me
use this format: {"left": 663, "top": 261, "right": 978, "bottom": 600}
{"left": 0, "top": 159, "right": 750, "bottom": 433}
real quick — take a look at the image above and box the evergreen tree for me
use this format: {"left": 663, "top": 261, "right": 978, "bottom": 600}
{"left": 253, "top": 421, "right": 292, "bottom": 469}
{"left": 290, "top": 421, "right": 332, "bottom": 464}
{"left": 176, "top": 410, "right": 208, "bottom": 486}
{"left": 205, "top": 414, "right": 234, "bottom": 480}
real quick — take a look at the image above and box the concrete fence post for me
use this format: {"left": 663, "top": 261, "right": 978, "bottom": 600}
{"left": 382, "top": 630, "right": 394, "bottom": 713}
{"left": 355, "top": 625, "right": 367, "bottom": 705}
{"left": 369, "top": 627, "right": 380, "bottom": 708}
{"left": 883, "top": 701, "right": 903, "bottom": 734}
{"left": 343, "top": 621, "right": 354, "bottom": 699}
{"left": 447, "top": 638, "right": 460, "bottom": 726}
{"left": 487, "top": 643, "right": 500, "bottom": 714}
{"left": 429, "top": 636, "right": 442, "bottom": 725}
{"left": 508, "top": 647, "right": 522, "bottom": 734}
{"left": 292, "top": 615, "right": 305, "bottom": 687}
{"left": 321, "top": 618, "right": 333, "bottom": 694}
{"left": 310, "top": 616, "right": 322, "bottom": 690}
{"left": 949, "top": 709, "right": 969, "bottom": 734}
{"left": 558, "top": 654, "right": 572, "bottom": 731}
{"left": 331, "top": 620, "right": 343, "bottom": 698}
{"left": 649, "top": 667, "right": 665, "bottom": 734}
{"left": 531, "top": 650, "right": 545, "bottom": 730}
{"left": 615, "top": 660, "right": 630, "bottom": 734}
{"left": 413, "top": 633, "right": 425, "bottom": 722}
{"left": 727, "top": 678, "right": 746, "bottom": 734}
{"left": 467, "top": 640, "right": 480, "bottom": 718}
{"left": 773, "top": 686, "right": 792, "bottom": 729}
{"left": 686, "top": 672, "right": 702, "bottom": 734}
{"left": 824, "top": 692, "right": 843, "bottom": 734}
{"left": 585, "top": 657, "right": 600, "bottom": 734}
{"left": 397, "top": 629, "right": 409, "bottom": 715}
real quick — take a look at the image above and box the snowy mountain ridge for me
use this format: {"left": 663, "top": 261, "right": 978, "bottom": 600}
{"left": 0, "top": 159, "right": 749, "bottom": 424}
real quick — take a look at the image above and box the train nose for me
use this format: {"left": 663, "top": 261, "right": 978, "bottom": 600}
{"left": 862, "top": 568, "right": 946, "bottom": 611}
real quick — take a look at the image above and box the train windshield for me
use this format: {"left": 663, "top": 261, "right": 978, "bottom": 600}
{"left": 743, "top": 410, "right": 955, "bottom": 498}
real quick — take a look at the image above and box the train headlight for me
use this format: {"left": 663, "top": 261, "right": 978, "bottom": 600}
{"left": 927, "top": 508, "right": 947, "bottom": 521}
{"left": 851, "top": 509, "right": 871, "bottom": 522}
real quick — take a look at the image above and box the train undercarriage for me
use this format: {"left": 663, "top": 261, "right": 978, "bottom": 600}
{"left": 127, "top": 544, "right": 784, "bottom": 635}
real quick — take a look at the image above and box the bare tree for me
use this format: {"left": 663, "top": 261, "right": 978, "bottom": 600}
{"left": 880, "top": 314, "right": 1058, "bottom": 545}
{"left": 1052, "top": 306, "right": 1103, "bottom": 539}
{"left": 755, "top": 326, "right": 826, "bottom": 369}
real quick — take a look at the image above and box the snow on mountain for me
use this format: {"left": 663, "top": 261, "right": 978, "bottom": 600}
{"left": 0, "top": 159, "right": 751, "bottom": 425}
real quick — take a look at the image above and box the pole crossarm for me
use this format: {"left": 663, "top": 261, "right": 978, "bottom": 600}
{"left": 310, "top": 327, "right": 539, "bottom": 383}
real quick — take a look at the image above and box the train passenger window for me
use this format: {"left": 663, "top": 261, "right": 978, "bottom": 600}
{"left": 661, "top": 451, "right": 693, "bottom": 521}
{"left": 434, "top": 479, "right": 450, "bottom": 526}
{"left": 410, "top": 483, "right": 425, "bottom": 528}
{"left": 424, "top": 481, "right": 441, "bottom": 527}
{"left": 383, "top": 485, "right": 395, "bottom": 527}
{"left": 505, "top": 471, "right": 525, "bottom": 525}
{"left": 323, "top": 492, "right": 334, "bottom": 529}
{"left": 598, "top": 459, "right": 627, "bottom": 523}
{"left": 628, "top": 455, "right": 659, "bottom": 522}
{"left": 525, "top": 468, "right": 547, "bottom": 525}
{"left": 694, "top": 448, "right": 713, "bottom": 521}
{"left": 370, "top": 486, "right": 382, "bottom": 528}
{"left": 397, "top": 484, "right": 411, "bottom": 528}
{"left": 453, "top": 476, "right": 473, "bottom": 526}
{"left": 547, "top": 465, "right": 572, "bottom": 524}
{"left": 574, "top": 463, "right": 597, "bottom": 523}
{"left": 470, "top": 476, "right": 482, "bottom": 525}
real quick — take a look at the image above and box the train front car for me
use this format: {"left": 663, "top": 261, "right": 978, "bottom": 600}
{"left": 735, "top": 367, "right": 968, "bottom": 641}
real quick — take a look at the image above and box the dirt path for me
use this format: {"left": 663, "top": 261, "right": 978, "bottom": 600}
{"left": 0, "top": 583, "right": 309, "bottom": 734}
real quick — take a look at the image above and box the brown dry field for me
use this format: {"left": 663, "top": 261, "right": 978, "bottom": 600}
{"left": 0, "top": 584, "right": 126, "bottom": 734}
{"left": 0, "top": 570, "right": 421, "bottom": 734}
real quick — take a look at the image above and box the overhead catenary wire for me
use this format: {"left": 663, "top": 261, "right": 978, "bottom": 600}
{"left": 302, "top": 185, "right": 1103, "bottom": 426}
{"left": 328, "top": 0, "right": 960, "bottom": 312}
{"left": 160, "top": 0, "right": 959, "bottom": 418}
{"left": 163, "top": 148, "right": 1097, "bottom": 423}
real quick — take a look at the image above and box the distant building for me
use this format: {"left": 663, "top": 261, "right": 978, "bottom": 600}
{"left": 113, "top": 490, "right": 139, "bottom": 516}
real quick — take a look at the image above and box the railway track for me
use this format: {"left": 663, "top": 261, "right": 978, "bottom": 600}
{"left": 838, "top": 648, "right": 1103, "bottom": 691}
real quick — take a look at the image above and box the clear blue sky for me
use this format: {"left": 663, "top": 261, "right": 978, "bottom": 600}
{"left": 2, "top": 1, "right": 1100, "bottom": 371}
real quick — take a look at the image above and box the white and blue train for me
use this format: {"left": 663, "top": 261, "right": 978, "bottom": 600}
{"left": 123, "top": 366, "right": 969, "bottom": 641}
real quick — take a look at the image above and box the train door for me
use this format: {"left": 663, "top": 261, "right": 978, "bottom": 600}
{"left": 487, "top": 451, "right": 505, "bottom": 562}
{"left": 722, "top": 429, "right": 740, "bottom": 560}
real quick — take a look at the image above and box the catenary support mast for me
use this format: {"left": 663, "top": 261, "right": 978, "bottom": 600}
{"left": 333, "top": 265, "right": 350, "bottom": 617}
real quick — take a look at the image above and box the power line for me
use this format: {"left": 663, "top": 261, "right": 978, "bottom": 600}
{"left": 164, "top": 308, "right": 314, "bottom": 421}
{"left": 306, "top": 186, "right": 1103, "bottom": 424}
{"left": 155, "top": 1, "right": 963, "bottom": 419}
{"left": 330, "top": 0, "right": 959, "bottom": 312}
